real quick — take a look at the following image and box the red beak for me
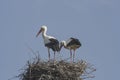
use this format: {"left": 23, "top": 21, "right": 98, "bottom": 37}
{"left": 36, "top": 28, "right": 42, "bottom": 37}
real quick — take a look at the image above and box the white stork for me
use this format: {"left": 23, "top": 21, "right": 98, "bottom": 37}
{"left": 60, "top": 37, "right": 81, "bottom": 62}
{"left": 36, "top": 25, "right": 60, "bottom": 61}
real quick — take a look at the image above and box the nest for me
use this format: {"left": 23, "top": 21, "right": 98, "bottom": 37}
{"left": 18, "top": 57, "right": 96, "bottom": 80}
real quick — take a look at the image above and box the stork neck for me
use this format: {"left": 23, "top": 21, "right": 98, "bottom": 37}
{"left": 42, "top": 31, "right": 46, "bottom": 38}
{"left": 42, "top": 29, "right": 47, "bottom": 38}
{"left": 63, "top": 41, "right": 67, "bottom": 47}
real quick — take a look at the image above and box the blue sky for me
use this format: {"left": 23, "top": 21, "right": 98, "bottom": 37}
{"left": 0, "top": 0, "right": 120, "bottom": 80}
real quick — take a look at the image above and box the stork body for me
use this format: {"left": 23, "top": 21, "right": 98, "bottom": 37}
{"left": 36, "top": 26, "right": 60, "bottom": 61}
{"left": 60, "top": 37, "right": 81, "bottom": 62}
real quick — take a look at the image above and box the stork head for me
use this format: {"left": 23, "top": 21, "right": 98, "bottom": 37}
{"left": 36, "top": 25, "right": 47, "bottom": 37}
{"left": 60, "top": 41, "right": 66, "bottom": 50}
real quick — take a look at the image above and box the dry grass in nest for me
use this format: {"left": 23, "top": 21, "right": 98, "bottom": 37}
{"left": 18, "top": 57, "right": 96, "bottom": 80}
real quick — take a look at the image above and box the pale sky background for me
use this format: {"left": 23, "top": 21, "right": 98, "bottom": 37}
{"left": 0, "top": 0, "right": 120, "bottom": 80}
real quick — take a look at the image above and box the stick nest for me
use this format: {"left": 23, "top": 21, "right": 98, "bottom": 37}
{"left": 18, "top": 58, "right": 96, "bottom": 80}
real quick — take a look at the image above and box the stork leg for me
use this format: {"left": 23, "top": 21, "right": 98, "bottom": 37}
{"left": 73, "top": 49, "right": 76, "bottom": 62}
{"left": 70, "top": 49, "right": 72, "bottom": 63}
{"left": 48, "top": 48, "right": 50, "bottom": 61}
{"left": 54, "top": 51, "right": 56, "bottom": 61}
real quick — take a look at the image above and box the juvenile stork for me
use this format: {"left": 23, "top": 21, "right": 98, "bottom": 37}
{"left": 36, "top": 25, "right": 60, "bottom": 61}
{"left": 60, "top": 37, "right": 81, "bottom": 62}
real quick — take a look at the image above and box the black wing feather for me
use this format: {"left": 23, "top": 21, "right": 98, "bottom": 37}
{"left": 45, "top": 38, "right": 60, "bottom": 51}
{"left": 67, "top": 37, "right": 81, "bottom": 47}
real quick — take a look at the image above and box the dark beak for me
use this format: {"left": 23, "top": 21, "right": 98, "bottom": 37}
{"left": 36, "top": 28, "right": 42, "bottom": 37}
{"left": 59, "top": 44, "right": 63, "bottom": 51}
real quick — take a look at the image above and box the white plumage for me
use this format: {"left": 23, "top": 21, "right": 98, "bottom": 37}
{"left": 60, "top": 37, "right": 81, "bottom": 62}
{"left": 36, "top": 25, "right": 60, "bottom": 61}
